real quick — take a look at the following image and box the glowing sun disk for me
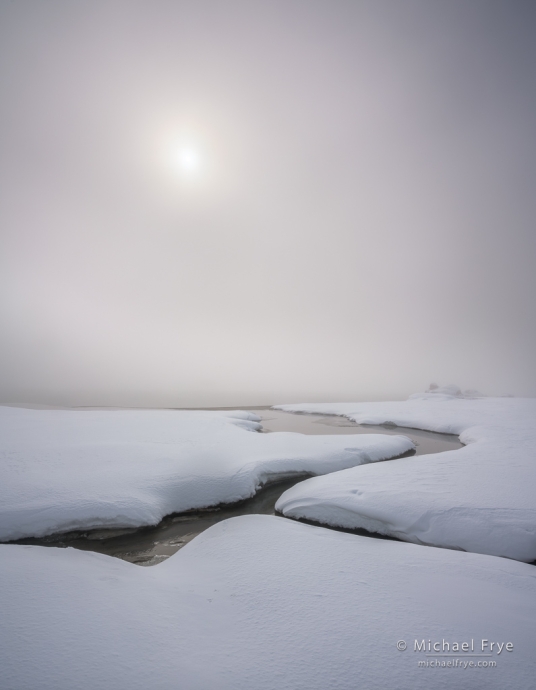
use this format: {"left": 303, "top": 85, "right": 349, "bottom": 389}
{"left": 176, "top": 147, "right": 201, "bottom": 174}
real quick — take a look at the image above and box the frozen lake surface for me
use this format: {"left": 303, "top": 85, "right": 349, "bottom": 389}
{"left": 13, "top": 408, "right": 462, "bottom": 565}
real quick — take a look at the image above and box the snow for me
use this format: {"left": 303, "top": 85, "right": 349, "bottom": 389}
{"left": 275, "top": 392, "right": 536, "bottom": 562}
{"left": 0, "top": 405, "right": 413, "bottom": 541}
{"left": 1, "top": 515, "right": 535, "bottom": 690}
{"left": 2, "top": 396, "right": 535, "bottom": 687}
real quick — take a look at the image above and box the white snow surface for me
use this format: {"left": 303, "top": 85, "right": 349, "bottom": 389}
{"left": 1, "top": 515, "right": 535, "bottom": 690}
{"left": 275, "top": 393, "right": 536, "bottom": 562}
{"left": 0, "top": 406, "right": 413, "bottom": 541}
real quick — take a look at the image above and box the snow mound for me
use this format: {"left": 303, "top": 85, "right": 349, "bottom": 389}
{"left": 0, "top": 406, "right": 413, "bottom": 540}
{"left": 1, "top": 515, "right": 535, "bottom": 690}
{"left": 275, "top": 395, "right": 536, "bottom": 561}
{"left": 410, "top": 382, "right": 486, "bottom": 400}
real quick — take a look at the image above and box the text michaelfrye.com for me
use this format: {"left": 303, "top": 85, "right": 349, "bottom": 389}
{"left": 396, "top": 639, "right": 514, "bottom": 669}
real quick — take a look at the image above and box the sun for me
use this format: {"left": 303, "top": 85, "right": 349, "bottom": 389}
{"left": 177, "top": 147, "right": 200, "bottom": 173}
{"left": 161, "top": 128, "right": 213, "bottom": 187}
{"left": 170, "top": 144, "right": 204, "bottom": 178}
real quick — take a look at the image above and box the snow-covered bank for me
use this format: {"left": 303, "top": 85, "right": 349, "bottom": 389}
{"left": 1, "top": 515, "right": 534, "bottom": 690}
{"left": 0, "top": 406, "right": 413, "bottom": 541}
{"left": 275, "top": 391, "right": 536, "bottom": 561}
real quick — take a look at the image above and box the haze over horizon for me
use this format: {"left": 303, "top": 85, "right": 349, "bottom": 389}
{"left": 1, "top": 0, "right": 535, "bottom": 407}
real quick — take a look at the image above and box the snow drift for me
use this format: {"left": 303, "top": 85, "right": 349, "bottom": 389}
{"left": 1, "top": 515, "right": 535, "bottom": 690}
{"left": 0, "top": 405, "right": 413, "bottom": 540}
{"left": 275, "top": 390, "right": 536, "bottom": 561}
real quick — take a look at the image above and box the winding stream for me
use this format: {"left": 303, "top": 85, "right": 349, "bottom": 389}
{"left": 13, "top": 408, "right": 462, "bottom": 565}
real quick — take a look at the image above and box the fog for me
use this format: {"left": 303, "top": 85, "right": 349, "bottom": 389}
{"left": 1, "top": 0, "right": 535, "bottom": 406}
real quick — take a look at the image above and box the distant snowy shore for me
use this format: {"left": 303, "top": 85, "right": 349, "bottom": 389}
{"left": 0, "top": 405, "right": 412, "bottom": 541}
{"left": 275, "top": 386, "right": 536, "bottom": 562}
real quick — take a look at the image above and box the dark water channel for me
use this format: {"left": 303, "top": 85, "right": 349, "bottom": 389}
{"left": 14, "top": 409, "right": 462, "bottom": 566}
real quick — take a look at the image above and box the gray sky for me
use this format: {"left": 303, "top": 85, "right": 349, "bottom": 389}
{"left": 1, "top": 0, "right": 535, "bottom": 406}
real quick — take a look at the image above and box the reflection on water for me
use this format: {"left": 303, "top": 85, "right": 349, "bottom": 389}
{"left": 258, "top": 408, "right": 463, "bottom": 456}
{"left": 13, "top": 408, "right": 462, "bottom": 565}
